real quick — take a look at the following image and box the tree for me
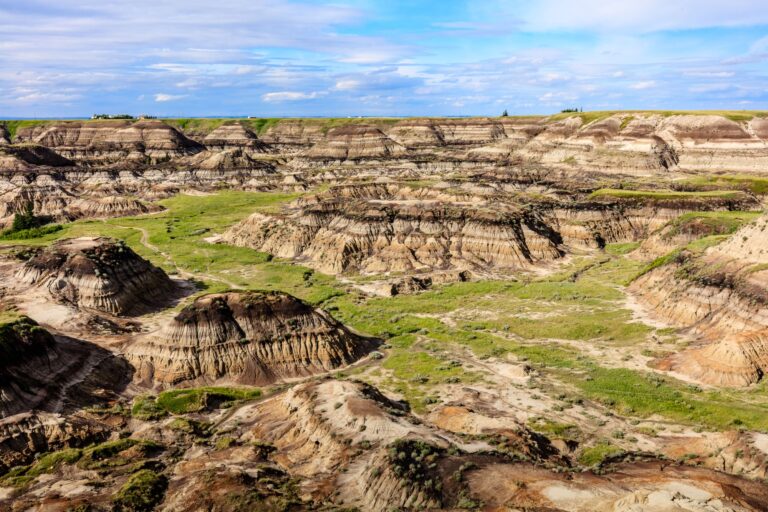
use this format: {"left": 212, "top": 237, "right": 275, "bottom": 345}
{"left": 501, "top": 109, "right": 509, "bottom": 117}
{"left": 11, "top": 203, "right": 37, "bottom": 232}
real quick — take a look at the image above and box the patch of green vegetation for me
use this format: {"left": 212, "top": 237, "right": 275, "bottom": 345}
{"left": 0, "top": 224, "right": 62, "bottom": 240}
{"left": 0, "top": 448, "right": 83, "bottom": 487}
{"left": 168, "top": 418, "right": 213, "bottom": 437}
{"left": 131, "top": 395, "right": 168, "bottom": 421}
{"left": 665, "top": 211, "right": 761, "bottom": 238}
{"left": 77, "top": 439, "right": 161, "bottom": 471}
{"left": 112, "top": 469, "right": 168, "bottom": 512}
{"left": 605, "top": 242, "right": 639, "bottom": 255}
{"left": 619, "top": 115, "right": 635, "bottom": 131}
{"left": 531, "top": 418, "right": 580, "bottom": 440}
{"left": 590, "top": 188, "right": 744, "bottom": 201}
{"left": 681, "top": 174, "right": 768, "bottom": 195}
{"left": 578, "top": 443, "right": 623, "bottom": 466}
{"left": 29, "top": 190, "right": 344, "bottom": 304}
{"left": 155, "top": 387, "right": 261, "bottom": 415}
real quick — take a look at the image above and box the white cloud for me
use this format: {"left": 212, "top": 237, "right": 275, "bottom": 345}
{"left": 629, "top": 81, "right": 656, "bottom": 90}
{"left": 261, "top": 91, "right": 324, "bottom": 102}
{"left": 335, "top": 79, "right": 361, "bottom": 90}
{"left": 154, "top": 93, "right": 186, "bottom": 102}
{"left": 518, "top": 0, "right": 768, "bottom": 32}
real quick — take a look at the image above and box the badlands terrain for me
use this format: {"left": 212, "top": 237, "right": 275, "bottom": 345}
{"left": 2, "top": 112, "right": 768, "bottom": 510}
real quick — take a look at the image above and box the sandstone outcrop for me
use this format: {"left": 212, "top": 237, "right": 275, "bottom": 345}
{"left": 17, "top": 237, "right": 176, "bottom": 316}
{"left": 304, "top": 125, "right": 405, "bottom": 161}
{"left": 15, "top": 120, "right": 203, "bottom": 164}
{"left": 201, "top": 123, "right": 271, "bottom": 152}
{"left": 126, "top": 291, "right": 376, "bottom": 385}
{"left": 0, "top": 144, "right": 73, "bottom": 171}
{"left": 223, "top": 201, "right": 565, "bottom": 274}
{"left": 631, "top": 214, "right": 768, "bottom": 386}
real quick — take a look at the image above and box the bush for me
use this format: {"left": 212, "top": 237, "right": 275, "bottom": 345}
{"left": 112, "top": 469, "right": 168, "bottom": 512}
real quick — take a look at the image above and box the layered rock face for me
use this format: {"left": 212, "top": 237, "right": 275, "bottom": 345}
{"left": 631, "top": 214, "right": 768, "bottom": 386}
{"left": 224, "top": 200, "right": 565, "bottom": 274}
{"left": 0, "top": 317, "right": 131, "bottom": 417}
{"left": 303, "top": 125, "right": 405, "bottom": 161}
{"left": 17, "top": 237, "right": 176, "bottom": 316}
{"left": 224, "top": 182, "right": 752, "bottom": 275}
{"left": 126, "top": 291, "right": 375, "bottom": 385}
{"left": 15, "top": 120, "right": 203, "bottom": 164}
{"left": 201, "top": 123, "right": 270, "bottom": 152}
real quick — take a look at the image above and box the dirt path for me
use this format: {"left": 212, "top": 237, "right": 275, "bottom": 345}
{"left": 109, "top": 222, "right": 243, "bottom": 290}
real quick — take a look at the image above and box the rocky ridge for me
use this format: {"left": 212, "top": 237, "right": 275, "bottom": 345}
{"left": 126, "top": 291, "right": 376, "bottom": 385}
{"left": 17, "top": 237, "right": 177, "bottom": 316}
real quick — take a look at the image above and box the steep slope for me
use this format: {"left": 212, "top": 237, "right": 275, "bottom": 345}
{"left": 17, "top": 237, "right": 176, "bottom": 316}
{"left": 201, "top": 123, "right": 271, "bottom": 152}
{"left": 303, "top": 125, "right": 405, "bottom": 161}
{"left": 0, "top": 317, "right": 131, "bottom": 417}
{"left": 126, "top": 291, "right": 376, "bottom": 385}
{"left": 631, "top": 214, "right": 768, "bottom": 386}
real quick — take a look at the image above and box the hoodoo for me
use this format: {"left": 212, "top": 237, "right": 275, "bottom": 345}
{"left": 126, "top": 290, "right": 376, "bottom": 385}
{"left": 17, "top": 237, "right": 176, "bottom": 316}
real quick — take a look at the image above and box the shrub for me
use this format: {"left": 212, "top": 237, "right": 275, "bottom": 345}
{"left": 112, "top": 469, "right": 168, "bottom": 512}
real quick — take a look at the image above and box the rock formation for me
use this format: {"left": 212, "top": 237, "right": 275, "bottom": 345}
{"left": 631, "top": 214, "right": 768, "bottom": 386}
{"left": 303, "top": 125, "right": 405, "bottom": 161}
{"left": 126, "top": 291, "right": 376, "bottom": 385}
{"left": 17, "top": 237, "right": 176, "bottom": 316}
{"left": 0, "top": 317, "right": 131, "bottom": 417}
{"left": 202, "top": 123, "right": 271, "bottom": 152}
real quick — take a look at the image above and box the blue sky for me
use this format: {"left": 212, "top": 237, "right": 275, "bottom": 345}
{"left": 1, "top": 0, "right": 767, "bottom": 117}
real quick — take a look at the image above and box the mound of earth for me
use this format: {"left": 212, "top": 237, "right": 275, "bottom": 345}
{"left": 202, "top": 123, "right": 271, "bottom": 152}
{"left": 126, "top": 291, "right": 377, "bottom": 385}
{"left": 17, "top": 237, "right": 177, "bottom": 316}
{"left": 0, "top": 317, "right": 131, "bottom": 417}
{"left": 304, "top": 126, "right": 405, "bottom": 161}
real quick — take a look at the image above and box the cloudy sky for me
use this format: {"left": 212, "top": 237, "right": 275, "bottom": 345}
{"left": 1, "top": 0, "right": 767, "bottom": 117}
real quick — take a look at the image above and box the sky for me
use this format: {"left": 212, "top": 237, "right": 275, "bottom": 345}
{"left": 1, "top": 0, "right": 767, "bottom": 117}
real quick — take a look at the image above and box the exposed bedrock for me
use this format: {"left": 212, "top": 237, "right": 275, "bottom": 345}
{"left": 223, "top": 200, "right": 566, "bottom": 274}
{"left": 631, "top": 214, "right": 768, "bottom": 386}
{"left": 201, "top": 123, "right": 271, "bottom": 152}
{"left": 15, "top": 120, "right": 204, "bottom": 164}
{"left": 223, "top": 183, "right": 753, "bottom": 275}
{"left": 0, "top": 412, "right": 111, "bottom": 476}
{"left": 0, "top": 317, "right": 131, "bottom": 417}
{"left": 302, "top": 125, "right": 406, "bottom": 161}
{"left": 17, "top": 237, "right": 177, "bottom": 316}
{"left": 125, "top": 290, "right": 377, "bottom": 385}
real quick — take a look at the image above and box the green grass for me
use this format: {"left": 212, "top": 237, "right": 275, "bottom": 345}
{"left": 131, "top": 395, "right": 168, "bottom": 421}
{"left": 0, "top": 190, "right": 344, "bottom": 304}
{"left": 112, "top": 469, "right": 168, "bottom": 512}
{"left": 681, "top": 174, "right": 768, "bottom": 195}
{"left": 549, "top": 110, "right": 768, "bottom": 124}
{"left": 578, "top": 443, "right": 624, "bottom": 466}
{"left": 0, "top": 224, "right": 62, "bottom": 240}
{"left": 155, "top": 387, "right": 262, "bottom": 415}
{"left": 590, "top": 188, "right": 745, "bottom": 201}
{"left": 0, "top": 448, "right": 83, "bottom": 487}
{"left": 76, "top": 438, "right": 163, "bottom": 471}
{"left": 665, "top": 211, "right": 761, "bottom": 238}
{"left": 605, "top": 242, "right": 640, "bottom": 255}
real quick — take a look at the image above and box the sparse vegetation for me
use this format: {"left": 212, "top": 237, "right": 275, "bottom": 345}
{"left": 112, "top": 469, "right": 168, "bottom": 512}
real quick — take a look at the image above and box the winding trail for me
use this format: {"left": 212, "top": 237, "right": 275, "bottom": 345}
{"left": 108, "top": 222, "right": 243, "bottom": 290}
